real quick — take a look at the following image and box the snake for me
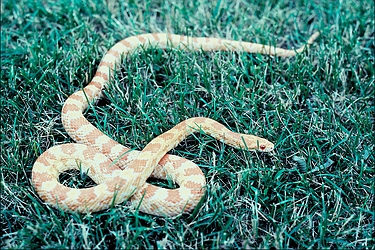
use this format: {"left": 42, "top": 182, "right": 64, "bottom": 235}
{"left": 32, "top": 32, "right": 319, "bottom": 216}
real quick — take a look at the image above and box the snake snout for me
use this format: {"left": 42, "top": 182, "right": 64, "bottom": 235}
{"left": 259, "top": 143, "right": 274, "bottom": 152}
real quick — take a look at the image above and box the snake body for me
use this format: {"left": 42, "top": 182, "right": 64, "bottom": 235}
{"left": 32, "top": 32, "right": 319, "bottom": 216}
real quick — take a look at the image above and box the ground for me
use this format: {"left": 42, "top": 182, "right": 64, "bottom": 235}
{"left": 1, "top": 0, "right": 374, "bottom": 248}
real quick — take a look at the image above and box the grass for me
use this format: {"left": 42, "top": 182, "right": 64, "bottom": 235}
{"left": 1, "top": 0, "right": 374, "bottom": 248}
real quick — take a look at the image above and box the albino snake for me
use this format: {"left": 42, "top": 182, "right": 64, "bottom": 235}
{"left": 32, "top": 32, "right": 319, "bottom": 216}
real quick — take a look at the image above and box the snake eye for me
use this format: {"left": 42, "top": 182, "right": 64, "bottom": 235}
{"left": 260, "top": 145, "right": 266, "bottom": 150}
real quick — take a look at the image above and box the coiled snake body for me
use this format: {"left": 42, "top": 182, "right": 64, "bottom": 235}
{"left": 32, "top": 32, "right": 319, "bottom": 216}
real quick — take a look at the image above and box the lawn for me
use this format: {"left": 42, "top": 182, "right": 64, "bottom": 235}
{"left": 1, "top": 0, "right": 374, "bottom": 248}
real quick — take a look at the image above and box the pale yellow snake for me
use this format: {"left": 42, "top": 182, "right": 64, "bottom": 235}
{"left": 32, "top": 32, "right": 319, "bottom": 216}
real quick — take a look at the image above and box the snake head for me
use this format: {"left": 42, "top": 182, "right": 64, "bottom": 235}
{"left": 237, "top": 134, "right": 275, "bottom": 152}
{"left": 258, "top": 141, "right": 274, "bottom": 152}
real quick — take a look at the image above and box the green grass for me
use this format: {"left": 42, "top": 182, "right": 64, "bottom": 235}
{"left": 1, "top": 0, "right": 374, "bottom": 248}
